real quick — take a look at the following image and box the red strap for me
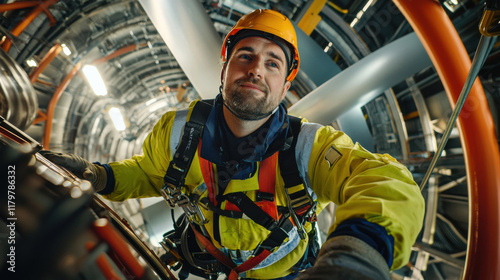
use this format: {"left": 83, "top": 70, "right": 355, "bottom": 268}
{"left": 199, "top": 143, "right": 217, "bottom": 205}
{"left": 257, "top": 152, "right": 278, "bottom": 220}
{"left": 191, "top": 224, "right": 272, "bottom": 279}
{"left": 294, "top": 204, "right": 310, "bottom": 216}
{"left": 258, "top": 151, "right": 278, "bottom": 194}
{"left": 233, "top": 249, "right": 271, "bottom": 273}
{"left": 228, "top": 270, "right": 239, "bottom": 280}
{"left": 225, "top": 152, "right": 279, "bottom": 221}
{"left": 191, "top": 224, "right": 235, "bottom": 268}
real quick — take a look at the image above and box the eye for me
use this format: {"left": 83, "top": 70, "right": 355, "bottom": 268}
{"left": 239, "top": 54, "right": 252, "bottom": 60}
{"left": 267, "top": 61, "right": 278, "bottom": 68}
{"left": 266, "top": 61, "right": 279, "bottom": 69}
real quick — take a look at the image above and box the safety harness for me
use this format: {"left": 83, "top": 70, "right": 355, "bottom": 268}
{"left": 161, "top": 100, "right": 317, "bottom": 279}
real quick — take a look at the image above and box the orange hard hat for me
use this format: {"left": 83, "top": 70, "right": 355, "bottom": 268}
{"left": 221, "top": 9, "right": 300, "bottom": 82}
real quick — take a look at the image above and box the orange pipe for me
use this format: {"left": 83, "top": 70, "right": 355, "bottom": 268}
{"left": 95, "top": 254, "right": 122, "bottom": 280}
{"left": 85, "top": 241, "right": 122, "bottom": 280}
{"left": 29, "top": 43, "right": 62, "bottom": 83}
{"left": 92, "top": 43, "right": 147, "bottom": 64}
{"left": 0, "top": 1, "right": 39, "bottom": 13}
{"left": 43, "top": 62, "right": 81, "bottom": 149}
{"left": 43, "top": 9, "right": 57, "bottom": 26}
{"left": 32, "top": 110, "right": 47, "bottom": 125}
{"left": 393, "top": 1, "right": 500, "bottom": 279}
{"left": 92, "top": 218, "right": 145, "bottom": 279}
{"left": 1, "top": 0, "right": 59, "bottom": 52}
{"left": 34, "top": 79, "right": 57, "bottom": 87}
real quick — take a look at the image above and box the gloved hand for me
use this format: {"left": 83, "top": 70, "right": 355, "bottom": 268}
{"left": 296, "top": 235, "right": 390, "bottom": 280}
{"left": 38, "top": 150, "right": 107, "bottom": 192}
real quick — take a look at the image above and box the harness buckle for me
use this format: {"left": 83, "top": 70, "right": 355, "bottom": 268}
{"left": 303, "top": 201, "right": 318, "bottom": 223}
{"left": 308, "top": 212, "right": 318, "bottom": 223}
{"left": 161, "top": 183, "right": 209, "bottom": 226}
{"left": 161, "top": 184, "right": 182, "bottom": 207}
{"left": 184, "top": 198, "right": 209, "bottom": 225}
{"left": 257, "top": 191, "right": 274, "bottom": 202}
{"left": 285, "top": 189, "right": 306, "bottom": 239}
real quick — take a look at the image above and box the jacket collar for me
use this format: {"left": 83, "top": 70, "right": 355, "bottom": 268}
{"left": 200, "top": 94, "right": 290, "bottom": 166}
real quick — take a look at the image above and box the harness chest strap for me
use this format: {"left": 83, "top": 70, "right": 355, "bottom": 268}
{"left": 199, "top": 150, "right": 295, "bottom": 275}
{"left": 199, "top": 151, "right": 279, "bottom": 220}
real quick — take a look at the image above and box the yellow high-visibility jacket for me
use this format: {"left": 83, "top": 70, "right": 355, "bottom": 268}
{"left": 104, "top": 100, "right": 425, "bottom": 279}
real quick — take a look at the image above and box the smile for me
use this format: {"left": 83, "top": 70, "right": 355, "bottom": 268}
{"left": 240, "top": 83, "right": 265, "bottom": 93}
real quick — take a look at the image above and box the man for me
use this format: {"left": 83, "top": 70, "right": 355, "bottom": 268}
{"left": 42, "top": 9, "right": 425, "bottom": 280}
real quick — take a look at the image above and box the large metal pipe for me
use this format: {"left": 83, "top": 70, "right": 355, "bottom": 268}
{"left": 288, "top": 32, "right": 431, "bottom": 124}
{"left": 138, "top": 0, "right": 222, "bottom": 99}
{"left": 0, "top": 48, "right": 38, "bottom": 131}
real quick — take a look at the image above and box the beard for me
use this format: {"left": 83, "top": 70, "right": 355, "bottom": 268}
{"left": 223, "top": 78, "right": 279, "bottom": 120}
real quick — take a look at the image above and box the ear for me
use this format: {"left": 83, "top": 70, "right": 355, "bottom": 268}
{"left": 221, "top": 63, "right": 227, "bottom": 82}
{"left": 281, "top": 81, "right": 291, "bottom": 100}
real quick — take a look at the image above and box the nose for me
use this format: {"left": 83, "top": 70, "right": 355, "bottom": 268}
{"left": 247, "top": 60, "right": 264, "bottom": 79}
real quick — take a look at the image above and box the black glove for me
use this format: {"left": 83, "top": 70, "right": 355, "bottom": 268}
{"left": 296, "top": 236, "right": 390, "bottom": 280}
{"left": 38, "top": 150, "right": 107, "bottom": 192}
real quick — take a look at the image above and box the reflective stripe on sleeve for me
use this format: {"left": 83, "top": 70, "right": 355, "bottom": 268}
{"left": 169, "top": 109, "right": 188, "bottom": 159}
{"left": 295, "top": 122, "right": 322, "bottom": 199}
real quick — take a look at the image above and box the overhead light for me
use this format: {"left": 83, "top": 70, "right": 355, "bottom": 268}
{"left": 324, "top": 42, "right": 333, "bottom": 53}
{"left": 26, "top": 58, "right": 38, "bottom": 67}
{"left": 350, "top": 0, "right": 375, "bottom": 27}
{"left": 108, "top": 107, "right": 126, "bottom": 131}
{"left": 82, "top": 65, "right": 107, "bottom": 96}
{"left": 444, "top": 0, "right": 461, "bottom": 12}
{"left": 350, "top": 18, "right": 359, "bottom": 27}
{"left": 61, "top": 43, "right": 72, "bottom": 56}
{"left": 362, "top": 0, "right": 375, "bottom": 12}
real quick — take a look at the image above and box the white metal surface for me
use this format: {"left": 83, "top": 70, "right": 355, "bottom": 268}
{"left": 289, "top": 33, "right": 431, "bottom": 124}
{"left": 139, "top": 0, "right": 222, "bottom": 99}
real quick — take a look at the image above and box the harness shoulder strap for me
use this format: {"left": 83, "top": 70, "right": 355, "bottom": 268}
{"left": 162, "top": 100, "right": 213, "bottom": 205}
{"left": 278, "top": 116, "right": 317, "bottom": 239}
{"left": 279, "top": 116, "right": 303, "bottom": 188}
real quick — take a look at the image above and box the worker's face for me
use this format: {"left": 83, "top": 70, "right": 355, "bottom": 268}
{"left": 222, "top": 36, "right": 291, "bottom": 120}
